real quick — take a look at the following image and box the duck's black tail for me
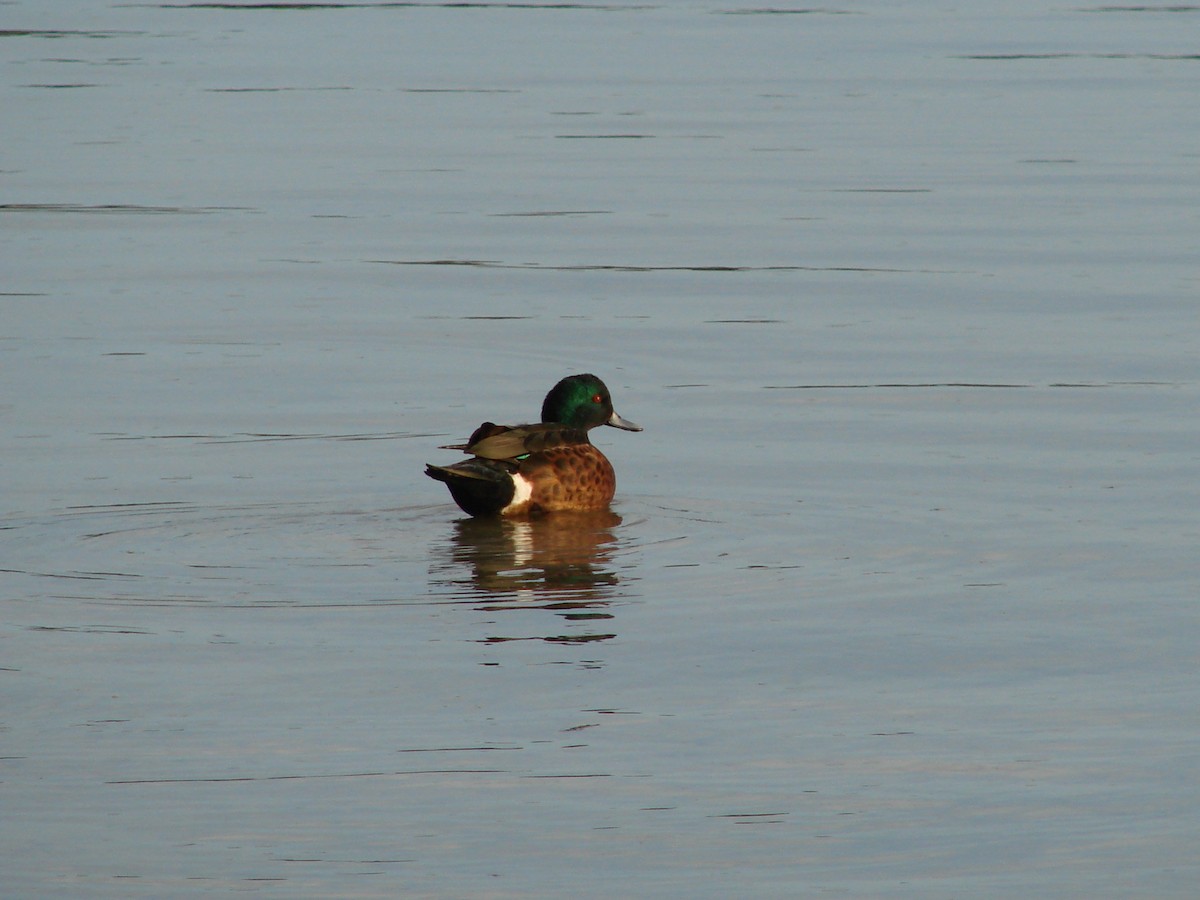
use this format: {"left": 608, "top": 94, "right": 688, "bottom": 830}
{"left": 425, "top": 460, "right": 515, "bottom": 517}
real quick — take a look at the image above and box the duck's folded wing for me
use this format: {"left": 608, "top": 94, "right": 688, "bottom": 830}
{"left": 466, "top": 423, "right": 589, "bottom": 460}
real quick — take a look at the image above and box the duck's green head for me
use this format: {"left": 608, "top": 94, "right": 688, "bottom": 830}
{"left": 541, "top": 373, "right": 642, "bottom": 432}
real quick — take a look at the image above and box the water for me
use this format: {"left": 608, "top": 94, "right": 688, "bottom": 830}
{"left": 3, "top": 1, "right": 1198, "bottom": 896}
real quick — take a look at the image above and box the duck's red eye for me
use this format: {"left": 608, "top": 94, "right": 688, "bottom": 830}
{"left": 592, "top": 393, "right": 603, "bottom": 404}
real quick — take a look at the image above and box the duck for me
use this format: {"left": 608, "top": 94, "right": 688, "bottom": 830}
{"left": 425, "top": 373, "right": 642, "bottom": 517}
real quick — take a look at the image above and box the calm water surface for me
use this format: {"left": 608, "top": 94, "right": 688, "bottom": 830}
{"left": 4, "top": 1, "right": 1198, "bottom": 896}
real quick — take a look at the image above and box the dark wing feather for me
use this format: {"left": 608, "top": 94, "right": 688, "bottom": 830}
{"left": 464, "top": 423, "right": 591, "bottom": 461}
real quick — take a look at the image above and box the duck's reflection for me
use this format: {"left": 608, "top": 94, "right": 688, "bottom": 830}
{"left": 430, "top": 511, "right": 628, "bottom": 644}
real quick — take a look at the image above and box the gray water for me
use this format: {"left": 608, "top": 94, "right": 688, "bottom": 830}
{"left": 4, "top": 1, "right": 1198, "bottom": 896}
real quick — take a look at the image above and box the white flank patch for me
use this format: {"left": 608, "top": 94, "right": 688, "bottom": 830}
{"left": 502, "top": 472, "right": 533, "bottom": 513}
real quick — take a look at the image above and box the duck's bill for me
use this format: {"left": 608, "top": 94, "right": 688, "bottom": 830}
{"left": 606, "top": 411, "right": 643, "bottom": 432}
